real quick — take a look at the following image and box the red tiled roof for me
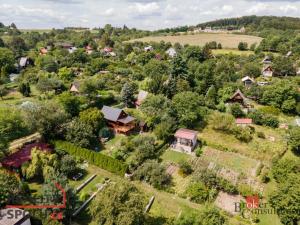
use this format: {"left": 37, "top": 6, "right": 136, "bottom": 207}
{"left": 236, "top": 118, "right": 252, "bottom": 124}
{"left": 2, "top": 143, "right": 53, "bottom": 168}
{"left": 103, "top": 47, "right": 112, "bottom": 52}
{"left": 175, "top": 128, "right": 198, "bottom": 140}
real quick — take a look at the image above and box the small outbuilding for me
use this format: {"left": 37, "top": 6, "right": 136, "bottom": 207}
{"left": 262, "top": 65, "right": 273, "bottom": 77}
{"left": 70, "top": 82, "right": 81, "bottom": 93}
{"left": 235, "top": 118, "right": 253, "bottom": 127}
{"left": 166, "top": 48, "right": 177, "bottom": 58}
{"left": 172, "top": 128, "right": 198, "bottom": 154}
{"left": 135, "top": 90, "right": 149, "bottom": 108}
{"left": 19, "top": 57, "right": 33, "bottom": 69}
{"left": 144, "top": 46, "right": 153, "bottom": 52}
{"left": 262, "top": 56, "right": 272, "bottom": 65}
{"left": 242, "top": 76, "right": 254, "bottom": 87}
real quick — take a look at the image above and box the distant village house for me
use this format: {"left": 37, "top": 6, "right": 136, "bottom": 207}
{"left": 236, "top": 118, "right": 253, "bottom": 127}
{"left": 262, "top": 65, "right": 273, "bottom": 77}
{"left": 242, "top": 76, "right": 254, "bottom": 87}
{"left": 70, "top": 82, "right": 80, "bottom": 93}
{"left": 19, "top": 57, "right": 33, "bottom": 69}
{"left": 166, "top": 48, "right": 177, "bottom": 58}
{"left": 144, "top": 46, "right": 153, "bottom": 52}
{"left": 135, "top": 90, "right": 149, "bottom": 108}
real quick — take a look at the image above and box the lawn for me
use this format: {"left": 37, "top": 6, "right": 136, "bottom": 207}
{"left": 100, "top": 134, "right": 127, "bottom": 156}
{"left": 160, "top": 149, "right": 191, "bottom": 164}
{"left": 0, "top": 84, "right": 40, "bottom": 108}
{"left": 128, "top": 33, "right": 262, "bottom": 49}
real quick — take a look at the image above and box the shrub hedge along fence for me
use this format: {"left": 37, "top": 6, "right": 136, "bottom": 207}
{"left": 53, "top": 141, "right": 128, "bottom": 176}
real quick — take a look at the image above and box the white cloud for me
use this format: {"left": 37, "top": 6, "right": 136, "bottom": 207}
{"left": 222, "top": 5, "right": 233, "bottom": 12}
{"left": 246, "top": 3, "right": 269, "bottom": 13}
{"left": 129, "top": 2, "right": 160, "bottom": 14}
{"left": 279, "top": 4, "right": 298, "bottom": 12}
{"left": 102, "top": 8, "right": 115, "bottom": 16}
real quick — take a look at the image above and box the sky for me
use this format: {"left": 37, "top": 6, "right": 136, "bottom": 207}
{"left": 0, "top": 0, "right": 300, "bottom": 30}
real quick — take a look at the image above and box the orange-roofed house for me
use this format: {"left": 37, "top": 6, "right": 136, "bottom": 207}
{"left": 40, "top": 47, "right": 48, "bottom": 55}
{"left": 236, "top": 118, "right": 253, "bottom": 127}
{"left": 172, "top": 128, "right": 198, "bottom": 154}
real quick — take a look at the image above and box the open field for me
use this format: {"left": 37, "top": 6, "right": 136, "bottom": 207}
{"left": 198, "top": 125, "right": 287, "bottom": 162}
{"left": 129, "top": 33, "right": 263, "bottom": 49}
{"left": 20, "top": 29, "right": 52, "bottom": 33}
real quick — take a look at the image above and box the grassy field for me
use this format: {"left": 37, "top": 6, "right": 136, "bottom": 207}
{"left": 212, "top": 49, "right": 255, "bottom": 55}
{"left": 198, "top": 125, "right": 287, "bottom": 162}
{"left": 20, "top": 29, "right": 52, "bottom": 33}
{"left": 129, "top": 33, "right": 262, "bottom": 49}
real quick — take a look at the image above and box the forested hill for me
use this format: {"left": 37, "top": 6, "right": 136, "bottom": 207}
{"left": 196, "top": 15, "right": 300, "bottom": 31}
{"left": 154, "top": 15, "right": 300, "bottom": 34}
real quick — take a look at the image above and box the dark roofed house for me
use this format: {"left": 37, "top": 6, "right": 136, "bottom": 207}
{"left": 227, "top": 89, "right": 247, "bottom": 106}
{"left": 172, "top": 128, "right": 198, "bottom": 154}
{"left": 56, "top": 42, "right": 74, "bottom": 49}
{"left": 101, "top": 106, "right": 136, "bottom": 134}
{"left": 226, "top": 89, "right": 253, "bottom": 113}
{"left": 262, "top": 56, "right": 272, "bottom": 64}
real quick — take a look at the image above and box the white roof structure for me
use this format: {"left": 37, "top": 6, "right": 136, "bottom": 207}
{"left": 242, "top": 76, "right": 254, "bottom": 82}
{"left": 9, "top": 73, "right": 20, "bottom": 82}
{"left": 19, "top": 57, "right": 29, "bottom": 67}
{"left": 295, "top": 118, "right": 300, "bottom": 127}
{"left": 68, "top": 47, "right": 77, "bottom": 54}
{"left": 144, "top": 46, "right": 153, "bottom": 52}
{"left": 166, "top": 48, "right": 177, "bottom": 57}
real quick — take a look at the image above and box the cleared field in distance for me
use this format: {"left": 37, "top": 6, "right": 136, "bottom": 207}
{"left": 129, "top": 33, "right": 263, "bottom": 49}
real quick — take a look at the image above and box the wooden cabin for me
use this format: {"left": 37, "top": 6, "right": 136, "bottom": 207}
{"left": 101, "top": 106, "right": 136, "bottom": 134}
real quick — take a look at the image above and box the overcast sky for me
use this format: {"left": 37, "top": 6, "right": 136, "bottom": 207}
{"left": 0, "top": 0, "right": 299, "bottom": 30}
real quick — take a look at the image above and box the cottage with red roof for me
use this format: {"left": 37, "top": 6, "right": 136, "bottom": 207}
{"left": 236, "top": 118, "right": 253, "bottom": 127}
{"left": 172, "top": 128, "right": 198, "bottom": 154}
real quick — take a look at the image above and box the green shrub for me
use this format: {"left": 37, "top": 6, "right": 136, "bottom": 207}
{"left": 257, "top": 131, "right": 265, "bottom": 139}
{"left": 195, "top": 147, "right": 203, "bottom": 157}
{"left": 53, "top": 141, "right": 128, "bottom": 176}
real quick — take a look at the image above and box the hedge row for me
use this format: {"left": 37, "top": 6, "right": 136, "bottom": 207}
{"left": 53, "top": 141, "right": 128, "bottom": 176}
